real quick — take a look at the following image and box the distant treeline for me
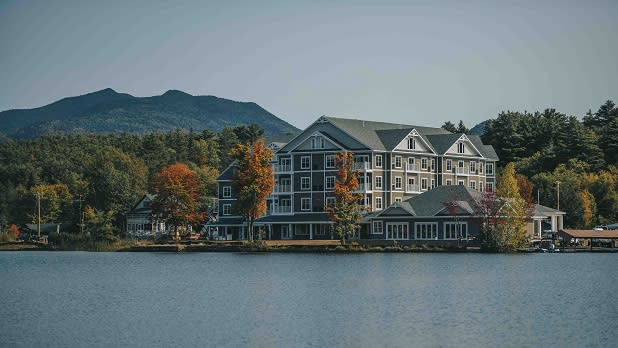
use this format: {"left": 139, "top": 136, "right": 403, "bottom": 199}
{"left": 446, "top": 100, "right": 618, "bottom": 227}
{"left": 0, "top": 124, "right": 264, "bottom": 236}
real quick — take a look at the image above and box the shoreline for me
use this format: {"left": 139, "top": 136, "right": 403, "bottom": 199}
{"left": 2, "top": 240, "right": 617, "bottom": 253}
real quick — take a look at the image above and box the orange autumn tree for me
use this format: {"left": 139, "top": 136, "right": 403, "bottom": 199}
{"left": 150, "top": 163, "right": 205, "bottom": 235}
{"left": 327, "top": 152, "right": 362, "bottom": 245}
{"left": 231, "top": 138, "right": 274, "bottom": 241}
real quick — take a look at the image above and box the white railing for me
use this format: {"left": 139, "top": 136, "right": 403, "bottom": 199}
{"left": 271, "top": 206, "right": 292, "bottom": 214}
{"left": 352, "top": 162, "right": 372, "bottom": 171}
{"left": 273, "top": 164, "right": 292, "bottom": 173}
{"left": 406, "top": 184, "right": 420, "bottom": 193}
{"left": 406, "top": 163, "right": 421, "bottom": 172}
{"left": 455, "top": 166, "right": 470, "bottom": 175}
{"left": 272, "top": 185, "right": 291, "bottom": 193}
{"left": 356, "top": 183, "right": 373, "bottom": 192}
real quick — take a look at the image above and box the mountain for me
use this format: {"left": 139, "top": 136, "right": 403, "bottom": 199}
{"left": 470, "top": 120, "right": 487, "bottom": 136}
{"left": 0, "top": 89, "right": 299, "bottom": 139}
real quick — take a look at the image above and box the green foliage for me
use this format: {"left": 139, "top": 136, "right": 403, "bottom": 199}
{"left": 0, "top": 126, "right": 254, "bottom": 236}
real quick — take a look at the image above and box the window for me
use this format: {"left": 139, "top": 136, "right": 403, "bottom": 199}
{"left": 479, "top": 181, "right": 484, "bottom": 192}
{"left": 375, "top": 176, "right": 383, "bottom": 189}
{"left": 446, "top": 179, "right": 453, "bottom": 185}
{"left": 446, "top": 159, "right": 452, "bottom": 171}
{"left": 421, "top": 158, "right": 428, "bottom": 170}
{"left": 458, "top": 180, "right": 465, "bottom": 186}
{"left": 375, "top": 197, "right": 383, "bottom": 210}
{"left": 395, "top": 156, "right": 402, "bottom": 168}
{"left": 444, "top": 222, "right": 468, "bottom": 240}
{"left": 479, "top": 162, "right": 484, "bottom": 174}
{"left": 470, "top": 161, "right": 477, "bottom": 173}
{"left": 395, "top": 176, "right": 402, "bottom": 189}
{"left": 301, "top": 198, "right": 311, "bottom": 211}
{"left": 458, "top": 142, "right": 465, "bottom": 154}
{"left": 421, "top": 178, "right": 428, "bottom": 190}
{"left": 407, "top": 137, "right": 416, "bottom": 150}
{"left": 326, "top": 155, "right": 335, "bottom": 168}
{"left": 311, "top": 136, "right": 324, "bottom": 149}
{"left": 395, "top": 197, "right": 402, "bottom": 203}
{"left": 301, "top": 156, "right": 311, "bottom": 169}
{"left": 415, "top": 222, "right": 438, "bottom": 240}
{"left": 373, "top": 221, "right": 384, "bottom": 234}
{"left": 301, "top": 177, "right": 310, "bottom": 190}
{"left": 375, "top": 155, "right": 383, "bottom": 168}
{"left": 223, "top": 204, "right": 231, "bottom": 216}
{"left": 408, "top": 157, "right": 415, "bottom": 165}
{"left": 458, "top": 160, "right": 464, "bottom": 168}
{"left": 486, "top": 182, "right": 494, "bottom": 192}
{"left": 325, "top": 176, "right": 336, "bottom": 190}
{"left": 325, "top": 197, "right": 335, "bottom": 209}
{"left": 223, "top": 186, "right": 231, "bottom": 198}
{"left": 431, "top": 159, "right": 435, "bottom": 171}
{"left": 386, "top": 222, "right": 409, "bottom": 240}
{"left": 486, "top": 163, "right": 494, "bottom": 175}
{"left": 470, "top": 180, "right": 476, "bottom": 190}
{"left": 431, "top": 179, "right": 435, "bottom": 189}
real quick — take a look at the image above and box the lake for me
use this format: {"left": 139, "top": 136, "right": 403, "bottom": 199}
{"left": 1, "top": 251, "right": 616, "bottom": 347}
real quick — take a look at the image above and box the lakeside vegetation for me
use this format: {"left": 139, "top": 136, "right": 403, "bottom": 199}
{"left": 0, "top": 100, "right": 616, "bottom": 251}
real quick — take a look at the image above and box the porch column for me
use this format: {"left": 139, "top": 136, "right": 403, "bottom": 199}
{"left": 536, "top": 220, "right": 542, "bottom": 238}
{"left": 558, "top": 215, "right": 563, "bottom": 230}
{"left": 551, "top": 216, "right": 557, "bottom": 231}
{"left": 289, "top": 223, "right": 292, "bottom": 240}
{"left": 310, "top": 224, "right": 313, "bottom": 240}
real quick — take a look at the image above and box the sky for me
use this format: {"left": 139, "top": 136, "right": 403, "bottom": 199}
{"left": 1, "top": 0, "right": 617, "bottom": 130}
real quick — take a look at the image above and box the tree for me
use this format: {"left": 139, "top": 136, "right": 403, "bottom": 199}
{"left": 28, "top": 183, "right": 73, "bottom": 223}
{"left": 9, "top": 224, "right": 20, "bottom": 240}
{"left": 84, "top": 206, "right": 118, "bottom": 243}
{"left": 327, "top": 152, "right": 362, "bottom": 245}
{"left": 456, "top": 120, "right": 469, "bottom": 134}
{"left": 230, "top": 138, "right": 274, "bottom": 241}
{"left": 492, "top": 163, "right": 528, "bottom": 251}
{"left": 150, "top": 163, "right": 205, "bottom": 235}
{"left": 441, "top": 121, "right": 457, "bottom": 133}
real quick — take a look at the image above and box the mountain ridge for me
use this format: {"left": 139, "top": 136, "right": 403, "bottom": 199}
{"left": 0, "top": 89, "right": 299, "bottom": 139}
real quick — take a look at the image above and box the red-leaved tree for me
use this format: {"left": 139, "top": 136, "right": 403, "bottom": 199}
{"left": 150, "top": 163, "right": 205, "bottom": 235}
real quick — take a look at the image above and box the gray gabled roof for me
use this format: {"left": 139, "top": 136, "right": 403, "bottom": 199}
{"left": 326, "top": 116, "right": 450, "bottom": 151}
{"left": 533, "top": 204, "right": 565, "bottom": 217}
{"left": 217, "top": 161, "right": 237, "bottom": 181}
{"left": 405, "top": 185, "right": 484, "bottom": 217}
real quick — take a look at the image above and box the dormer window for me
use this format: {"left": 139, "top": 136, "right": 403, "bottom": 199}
{"left": 311, "top": 136, "right": 324, "bottom": 149}
{"left": 457, "top": 142, "right": 465, "bottom": 154}
{"left": 407, "top": 137, "right": 416, "bottom": 150}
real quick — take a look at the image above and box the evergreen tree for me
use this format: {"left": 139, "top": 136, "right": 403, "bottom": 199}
{"left": 441, "top": 121, "right": 457, "bottom": 133}
{"left": 456, "top": 120, "right": 469, "bottom": 134}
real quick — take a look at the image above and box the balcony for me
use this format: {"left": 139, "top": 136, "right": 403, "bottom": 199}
{"left": 272, "top": 185, "right": 291, "bottom": 194}
{"left": 271, "top": 205, "right": 292, "bottom": 214}
{"left": 274, "top": 164, "right": 292, "bottom": 173}
{"left": 352, "top": 162, "right": 372, "bottom": 171}
{"left": 356, "top": 183, "right": 373, "bottom": 192}
{"left": 406, "top": 184, "right": 420, "bottom": 193}
{"left": 406, "top": 163, "right": 421, "bottom": 173}
{"left": 455, "top": 166, "right": 470, "bottom": 175}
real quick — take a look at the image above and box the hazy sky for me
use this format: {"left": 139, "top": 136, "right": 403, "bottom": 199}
{"left": 1, "top": 0, "right": 616, "bottom": 129}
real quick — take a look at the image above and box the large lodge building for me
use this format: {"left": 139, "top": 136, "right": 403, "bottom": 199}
{"left": 208, "top": 115, "right": 515, "bottom": 243}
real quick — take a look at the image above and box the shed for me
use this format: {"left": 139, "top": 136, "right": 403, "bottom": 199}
{"left": 558, "top": 229, "right": 618, "bottom": 248}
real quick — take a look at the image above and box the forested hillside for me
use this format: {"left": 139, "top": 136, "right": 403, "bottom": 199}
{"left": 446, "top": 100, "right": 618, "bottom": 227}
{"left": 0, "top": 89, "right": 299, "bottom": 139}
{"left": 0, "top": 124, "right": 267, "bottom": 242}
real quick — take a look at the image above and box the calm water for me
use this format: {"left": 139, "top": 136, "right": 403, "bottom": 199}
{"left": 1, "top": 251, "right": 617, "bottom": 347}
